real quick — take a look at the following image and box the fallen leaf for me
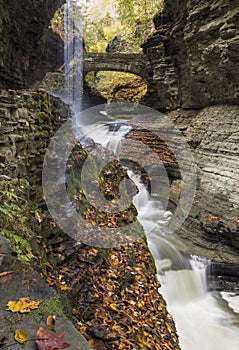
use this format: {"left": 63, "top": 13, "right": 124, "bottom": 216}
{"left": 79, "top": 325, "right": 86, "bottom": 335}
{"left": 35, "top": 211, "right": 43, "bottom": 223}
{"left": 88, "top": 339, "right": 94, "bottom": 347}
{"left": 0, "top": 271, "right": 13, "bottom": 278}
{"left": 56, "top": 283, "right": 69, "bottom": 291}
{"left": 36, "top": 327, "right": 70, "bottom": 350}
{"left": 109, "top": 303, "right": 117, "bottom": 312}
{"left": 41, "top": 262, "right": 54, "bottom": 271}
{"left": 46, "top": 315, "right": 56, "bottom": 331}
{"left": 14, "top": 329, "right": 28, "bottom": 344}
{"left": 137, "top": 301, "right": 144, "bottom": 308}
{"left": 6, "top": 297, "right": 40, "bottom": 313}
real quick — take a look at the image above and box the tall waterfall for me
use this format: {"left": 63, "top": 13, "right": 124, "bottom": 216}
{"left": 64, "top": 0, "right": 83, "bottom": 113}
{"left": 81, "top": 118, "right": 239, "bottom": 350}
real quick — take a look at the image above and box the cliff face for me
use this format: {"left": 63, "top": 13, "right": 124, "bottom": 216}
{"left": 0, "top": 0, "right": 63, "bottom": 89}
{"left": 141, "top": 0, "right": 239, "bottom": 287}
{"left": 0, "top": 89, "right": 69, "bottom": 184}
{"left": 166, "top": 106, "right": 239, "bottom": 289}
{"left": 143, "top": 0, "right": 239, "bottom": 110}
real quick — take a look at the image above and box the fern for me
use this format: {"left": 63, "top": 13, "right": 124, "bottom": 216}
{"left": 0, "top": 206, "right": 13, "bottom": 219}
{"left": 1, "top": 230, "right": 33, "bottom": 262}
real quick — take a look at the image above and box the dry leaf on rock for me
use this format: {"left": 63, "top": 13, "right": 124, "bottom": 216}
{"left": 46, "top": 315, "right": 56, "bottom": 331}
{"left": 36, "top": 327, "right": 70, "bottom": 350}
{"left": 6, "top": 297, "right": 40, "bottom": 313}
{"left": 14, "top": 329, "right": 28, "bottom": 344}
{"left": 0, "top": 271, "right": 13, "bottom": 278}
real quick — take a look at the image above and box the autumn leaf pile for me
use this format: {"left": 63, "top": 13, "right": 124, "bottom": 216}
{"left": 42, "top": 237, "right": 180, "bottom": 350}
{"left": 36, "top": 135, "right": 181, "bottom": 349}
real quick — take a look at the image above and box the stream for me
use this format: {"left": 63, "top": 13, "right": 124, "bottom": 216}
{"left": 59, "top": 2, "right": 239, "bottom": 347}
{"left": 80, "top": 117, "right": 239, "bottom": 350}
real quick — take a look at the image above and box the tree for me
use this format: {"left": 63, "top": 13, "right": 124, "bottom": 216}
{"left": 115, "top": 0, "right": 164, "bottom": 49}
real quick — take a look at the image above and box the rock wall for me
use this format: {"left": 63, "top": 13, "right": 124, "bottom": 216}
{"left": 0, "top": 0, "right": 63, "bottom": 89}
{"left": 142, "top": 0, "right": 239, "bottom": 110}
{"left": 0, "top": 90, "right": 69, "bottom": 184}
{"left": 167, "top": 105, "right": 239, "bottom": 289}
{"left": 140, "top": 0, "right": 239, "bottom": 287}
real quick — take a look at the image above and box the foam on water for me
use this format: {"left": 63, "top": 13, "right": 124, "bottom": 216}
{"left": 84, "top": 119, "right": 239, "bottom": 350}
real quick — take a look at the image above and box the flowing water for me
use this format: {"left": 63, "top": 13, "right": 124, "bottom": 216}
{"left": 64, "top": 0, "right": 83, "bottom": 113}
{"left": 81, "top": 119, "right": 239, "bottom": 350}
{"left": 61, "top": 3, "right": 239, "bottom": 347}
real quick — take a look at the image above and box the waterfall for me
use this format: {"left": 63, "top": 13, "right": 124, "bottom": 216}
{"left": 64, "top": 0, "right": 83, "bottom": 113}
{"left": 49, "top": 6, "right": 239, "bottom": 346}
{"left": 81, "top": 117, "right": 239, "bottom": 350}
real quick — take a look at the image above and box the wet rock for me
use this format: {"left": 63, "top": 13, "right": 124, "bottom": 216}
{"left": 0, "top": 1, "right": 63, "bottom": 89}
{"left": 166, "top": 105, "right": 239, "bottom": 290}
{"left": 142, "top": 0, "right": 239, "bottom": 110}
{"left": 0, "top": 90, "right": 69, "bottom": 182}
{"left": 0, "top": 247, "right": 92, "bottom": 350}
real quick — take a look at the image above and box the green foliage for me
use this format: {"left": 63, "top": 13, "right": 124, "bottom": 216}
{"left": 0, "top": 179, "right": 34, "bottom": 262}
{"left": 115, "top": 0, "right": 164, "bottom": 48}
{"left": 1, "top": 230, "right": 33, "bottom": 262}
{"left": 50, "top": 0, "right": 164, "bottom": 53}
{"left": 86, "top": 71, "right": 147, "bottom": 102}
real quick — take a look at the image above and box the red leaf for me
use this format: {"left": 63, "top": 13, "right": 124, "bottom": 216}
{"left": 36, "top": 327, "right": 70, "bottom": 350}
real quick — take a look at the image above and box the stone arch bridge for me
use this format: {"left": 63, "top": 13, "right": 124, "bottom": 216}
{"left": 83, "top": 53, "right": 151, "bottom": 82}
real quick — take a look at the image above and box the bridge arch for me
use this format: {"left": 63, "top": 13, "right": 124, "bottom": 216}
{"left": 83, "top": 53, "right": 150, "bottom": 82}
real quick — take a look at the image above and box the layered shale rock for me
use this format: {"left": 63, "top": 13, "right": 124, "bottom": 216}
{"left": 140, "top": 0, "right": 239, "bottom": 289}
{"left": 0, "top": 0, "right": 63, "bottom": 89}
{"left": 166, "top": 105, "right": 239, "bottom": 290}
{"left": 0, "top": 89, "right": 68, "bottom": 183}
{"left": 143, "top": 0, "right": 239, "bottom": 110}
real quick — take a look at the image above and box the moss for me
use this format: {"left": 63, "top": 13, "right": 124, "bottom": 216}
{"left": 31, "top": 296, "right": 67, "bottom": 319}
{"left": 86, "top": 71, "right": 147, "bottom": 103}
{"left": 3, "top": 296, "right": 67, "bottom": 333}
{"left": 0, "top": 178, "right": 35, "bottom": 263}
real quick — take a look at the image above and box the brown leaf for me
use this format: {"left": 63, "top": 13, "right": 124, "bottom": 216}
{"left": 46, "top": 315, "right": 56, "bottom": 331}
{"left": 0, "top": 271, "right": 13, "bottom": 278}
{"left": 36, "top": 327, "right": 70, "bottom": 350}
{"left": 35, "top": 211, "right": 43, "bottom": 223}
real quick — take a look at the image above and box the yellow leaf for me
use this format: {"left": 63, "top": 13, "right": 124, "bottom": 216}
{"left": 25, "top": 120, "right": 29, "bottom": 127}
{"left": 109, "top": 303, "right": 117, "bottom": 312}
{"left": 6, "top": 297, "right": 40, "bottom": 313}
{"left": 14, "top": 329, "right": 28, "bottom": 344}
{"left": 137, "top": 301, "right": 144, "bottom": 308}
{"left": 35, "top": 211, "right": 43, "bottom": 223}
{"left": 46, "top": 314, "right": 56, "bottom": 331}
{"left": 137, "top": 337, "right": 151, "bottom": 347}
{"left": 166, "top": 322, "right": 174, "bottom": 333}
{"left": 56, "top": 283, "right": 69, "bottom": 291}
{"left": 88, "top": 339, "right": 94, "bottom": 347}
{"left": 79, "top": 325, "right": 86, "bottom": 334}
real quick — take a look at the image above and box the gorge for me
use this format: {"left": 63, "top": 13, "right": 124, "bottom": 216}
{"left": 0, "top": 0, "right": 239, "bottom": 349}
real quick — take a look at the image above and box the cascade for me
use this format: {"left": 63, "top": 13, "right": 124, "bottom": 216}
{"left": 81, "top": 118, "right": 239, "bottom": 350}
{"left": 60, "top": 3, "right": 239, "bottom": 347}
